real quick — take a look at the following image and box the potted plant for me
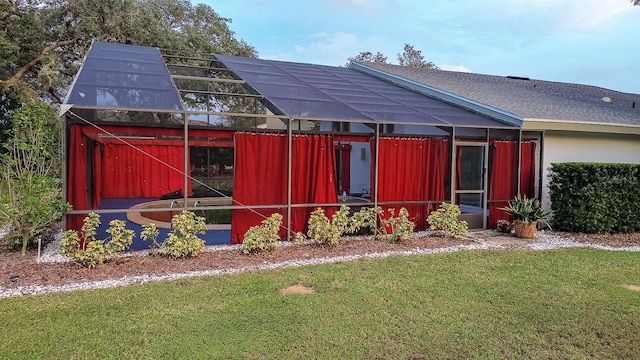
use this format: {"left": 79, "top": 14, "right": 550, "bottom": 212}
{"left": 499, "top": 195, "right": 551, "bottom": 239}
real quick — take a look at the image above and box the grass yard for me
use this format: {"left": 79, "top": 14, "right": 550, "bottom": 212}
{"left": 1, "top": 248, "right": 639, "bottom": 359}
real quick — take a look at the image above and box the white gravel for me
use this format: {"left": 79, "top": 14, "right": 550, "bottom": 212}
{"left": 2, "top": 232, "right": 639, "bottom": 299}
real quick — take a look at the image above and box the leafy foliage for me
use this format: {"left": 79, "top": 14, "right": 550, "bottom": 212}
{"left": 0, "top": 102, "right": 66, "bottom": 255}
{"left": 242, "top": 213, "right": 283, "bottom": 254}
{"left": 346, "top": 43, "right": 438, "bottom": 69}
{"left": 549, "top": 162, "right": 640, "bottom": 233}
{"left": 427, "top": 203, "right": 469, "bottom": 238}
{"left": 161, "top": 211, "right": 207, "bottom": 258}
{"left": 397, "top": 43, "right": 439, "bottom": 69}
{"left": 346, "top": 51, "right": 388, "bottom": 66}
{"left": 499, "top": 195, "right": 551, "bottom": 229}
{"left": 381, "top": 208, "right": 416, "bottom": 243}
{"left": 1, "top": 0, "right": 257, "bottom": 103}
{"left": 140, "top": 223, "right": 160, "bottom": 254}
{"left": 307, "top": 206, "right": 352, "bottom": 246}
{"left": 348, "top": 206, "right": 384, "bottom": 236}
{"left": 0, "top": 89, "right": 21, "bottom": 153}
{"left": 60, "top": 213, "right": 134, "bottom": 268}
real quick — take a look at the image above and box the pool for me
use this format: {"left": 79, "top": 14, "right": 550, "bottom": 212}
{"left": 127, "top": 197, "right": 233, "bottom": 230}
{"left": 127, "top": 195, "right": 371, "bottom": 230}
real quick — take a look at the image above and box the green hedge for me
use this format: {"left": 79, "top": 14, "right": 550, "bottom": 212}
{"left": 549, "top": 163, "right": 640, "bottom": 234}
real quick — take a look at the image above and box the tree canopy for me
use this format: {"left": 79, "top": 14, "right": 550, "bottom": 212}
{"left": 397, "top": 43, "right": 439, "bottom": 69}
{"left": 345, "top": 51, "right": 388, "bottom": 66}
{"left": 0, "top": 0, "right": 257, "bottom": 104}
{"left": 346, "top": 43, "right": 439, "bottom": 69}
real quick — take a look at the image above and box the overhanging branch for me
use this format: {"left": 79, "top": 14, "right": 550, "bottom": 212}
{"left": 0, "top": 39, "right": 75, "bottom": 92}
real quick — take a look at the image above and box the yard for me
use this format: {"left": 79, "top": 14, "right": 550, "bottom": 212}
{"left": 1, "top": 238, "right": 639, "bottom": 359}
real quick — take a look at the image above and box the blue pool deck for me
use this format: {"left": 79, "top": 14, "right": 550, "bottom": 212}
{"left": 97, "top": 198, "right": 231, "bottom": 251}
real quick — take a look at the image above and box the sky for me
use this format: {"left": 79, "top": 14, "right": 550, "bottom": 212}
{"left": 206, "top": 0, "right": 640, "bottom": 94}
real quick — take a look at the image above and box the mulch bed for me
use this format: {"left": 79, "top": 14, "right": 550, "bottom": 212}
{"left": 1, "top": 231, "right": 639, "bottom": 290}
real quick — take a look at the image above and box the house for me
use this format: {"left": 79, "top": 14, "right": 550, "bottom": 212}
{"left": 63, "top": 41, "right": 636, "bottom": 247}
{"left": 350, "top": 62, "right": 640, "bottom": 210}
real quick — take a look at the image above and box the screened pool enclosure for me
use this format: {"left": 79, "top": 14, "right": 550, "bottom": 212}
{"left": 62, "top": 42, "right": 542, "bottom": 248}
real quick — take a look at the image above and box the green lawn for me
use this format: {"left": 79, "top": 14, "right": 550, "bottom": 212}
{"left": 2, "top": 248, "right": 639, "bottom": 359}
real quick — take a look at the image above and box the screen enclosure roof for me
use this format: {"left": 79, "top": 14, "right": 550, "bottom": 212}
{"left": 64, "top": 41, "right": 515, "bottom": 128}
{"left": 64, "top": 41, "right": 184, "bottom": 111}
{"left": 214, "top": 54, "right": 514, "bottom": 127}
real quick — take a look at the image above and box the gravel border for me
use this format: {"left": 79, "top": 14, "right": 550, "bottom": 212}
{"left": 2, "top": 232, "right": 640, "bottom": 298}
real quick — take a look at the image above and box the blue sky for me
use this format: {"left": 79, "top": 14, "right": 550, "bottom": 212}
{"left": 208, "top": 0, "right": 639, "bottom": 93}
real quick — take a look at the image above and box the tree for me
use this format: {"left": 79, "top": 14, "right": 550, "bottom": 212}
{"left": 633, "top": 0, "right": 639, "bottom": 5}
{"left": 0, "top": 0, "right": 257, "bottom": 104}
{"left": 397, "top": 43, "right": 439, "bottom": 69}
{"left": 346, "top": 51, "right": 388, "bottom": 66}
{"left": 0, "top": 89, "right": 21, "bottom": 154}
{"left": 346, "top": 44, "right": 439, "bottom": 69}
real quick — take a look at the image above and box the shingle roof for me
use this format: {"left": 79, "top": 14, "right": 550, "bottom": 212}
{"left": 356, "top": 62, "right": 640, "bottom": 127}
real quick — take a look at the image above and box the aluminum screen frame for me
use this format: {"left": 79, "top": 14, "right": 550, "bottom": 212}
{"left": 214, "top": 54, "right": 515, "bottom": 128}
{"left": 64, "top": 42, "right": 184, "bottom": 111}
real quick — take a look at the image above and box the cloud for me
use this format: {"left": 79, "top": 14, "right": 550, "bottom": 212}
{"left": 494, "top": 0, "right": 634, "bottom": 30}
{"left": 292, "top": 32, "right": 389, "bottom": 66}
{"left": 440, "top": 64, "right": 472, "bottom": 73}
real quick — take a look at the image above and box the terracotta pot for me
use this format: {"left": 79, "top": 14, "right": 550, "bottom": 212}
{"left": 513, "top": 220, "right": 537, "bottom": 239}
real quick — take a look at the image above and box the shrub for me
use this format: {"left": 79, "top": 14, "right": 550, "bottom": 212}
{"left": 161, "top": 211, "right": 207, "bottom": 258}
{"left": 381, "top": 207, "right": 416, "bottom": 243}
{"left": 60, "top": 213, "right": 134, "bottom": 268}
{"left": 140, "top": 223, "right": 160, "bottom": 254}
{"left": 0, "top": 102, "right": 66, "bottom": 255}
{"left": 348, "top": 206, "right": 383, "bottom": 237}
{"left": 242, "top": 213, "right": 283, "bottom": 254}
{"left": 307, "top": 205, "right": 351, "bottom": 246}
{"left": 549, "top": 163, "right": 640, "bottom": 233}
{"left": 427, "top": 203, "right": 468, "bottom": 238}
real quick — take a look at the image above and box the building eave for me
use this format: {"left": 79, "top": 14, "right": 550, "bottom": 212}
{"left": 522, "top": 118, "right": 640, "bottom": 135}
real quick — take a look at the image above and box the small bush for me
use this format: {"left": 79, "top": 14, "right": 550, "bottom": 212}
{"left": 427, "top": 203, "right": 468, "bottom": 238}
{"left": 381, "top": 208, "right": 416, "bottom": 243}
{"left": 60, "top": 213, "right": 134, "bottom": 268}
{"left": 307, "top": 205, "right": 351, "bottom": 246}
{"left": 140, "top": 223, "right": 160, "bottom": 254}
{"left": 348, "top": 206, "right": 383, "bottom": 237}
{"left": 161, "top": 211, "right": 207, "bottom": 258}
{"left": 242, "top": 213, "right": 283, "bottom": 254}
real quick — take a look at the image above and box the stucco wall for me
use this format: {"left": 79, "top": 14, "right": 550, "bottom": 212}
{"left": 541, "top": 130, "right": 640, "bottom": 209}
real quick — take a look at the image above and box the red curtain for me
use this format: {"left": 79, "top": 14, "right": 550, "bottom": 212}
{"left": 488, "top": 141, "right": 537, "bottom": 227}
{"left": 371, "top": 138, "right": 448, "bottom": 230}
{"left": 67, "top": 126, "right": 88, "bottom": 231}
{"left": 488, "top": 141, "right": 517, "bottom": 228}
{"left": 231, "top": 133, "right": 288, "bottom": 244}
{"left": 101, "top": 143, "right": 186, "bottom": 198}
{"left": 92, "top": 144, "right": 102, "bottom": 209}
{"left": 291, "top": 135, "right": 338, "bottom": 234}
{"left": 231, "top": 133, "right": 338, "bottom": 244}
{"left": 519, "top": 142, "right": 536, "bottom": 198}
